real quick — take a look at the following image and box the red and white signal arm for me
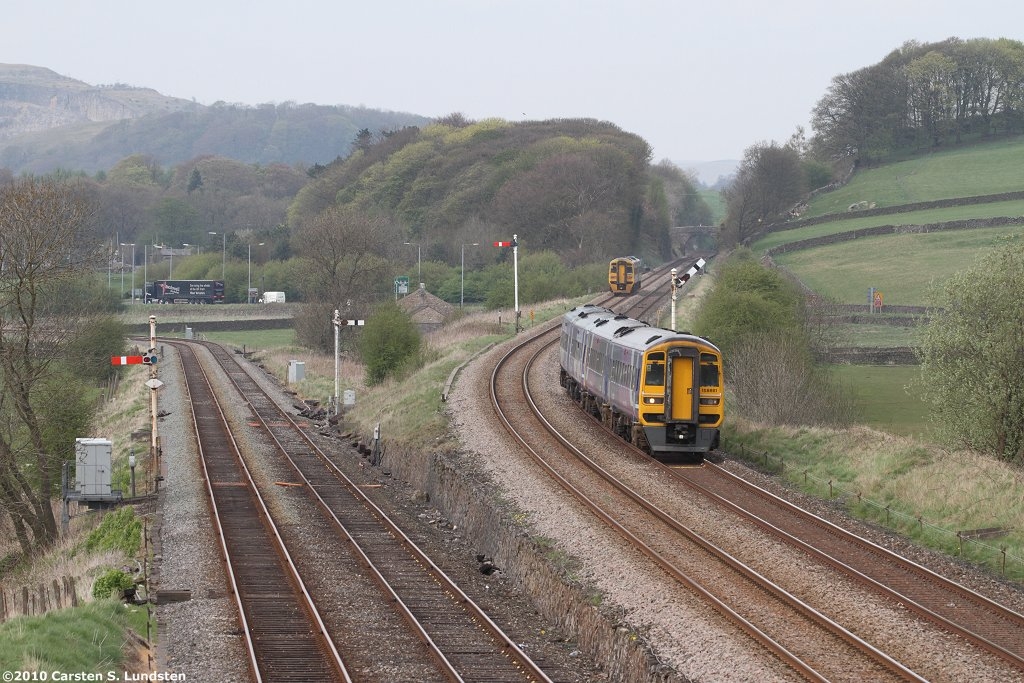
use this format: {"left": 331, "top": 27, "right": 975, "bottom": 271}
{"left": 493, "top": 240, "right": 512, "bottom": 247}
{"left": 111, "top": 353, "right": 158, "bottom": 365}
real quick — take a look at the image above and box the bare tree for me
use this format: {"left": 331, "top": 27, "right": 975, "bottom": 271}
{"left": 720, "top": 141, "right": 805, "bottom": 247}
{"left": 291, "top": 205, "right": 402, "bottom": 352}
{"left": 727, "top": 331, "right": 853, "bottom": 427}
{"left": 0, "top": 178, "right": 102, "bottom": 553}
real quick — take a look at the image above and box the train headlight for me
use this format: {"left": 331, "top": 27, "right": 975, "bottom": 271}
{"left": 644, "top": 396, "right": 664, "bottom": 405}
{"left": 699, "top": 398, "right": 720, "bottom": 405}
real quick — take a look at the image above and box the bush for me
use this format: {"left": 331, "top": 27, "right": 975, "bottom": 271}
{"left": 358, "top": 302, "right": 422, "bottom": 385}
{"left": 91, "top": 569, "right": 135, "bottom": 600}
{"left": 692, "top": 250, "right": 806, "bottom": 358}
{"left": 84, "top": 506, "right": 142, "bottom": 556}
{"left": 693, "top": 249, "right": 853, "bottom": 426}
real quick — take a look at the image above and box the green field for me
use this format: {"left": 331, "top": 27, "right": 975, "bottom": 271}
{"left": 830, "top": 365, "right": 930, "bottom": 437}
{"left": 200, "top": 328, "right": 297, "bottom": 349}
{"left": 828, "top": 322, "right": 921, "bottom": 347}
{"left": 805, "top": 135, "right": 1024, "bottom": 217}
{"left": 773, "top": 226, "right": 1024, "bottom": 306}
{"left": 752, "top": 200, "right": 1024, "bottom": 253}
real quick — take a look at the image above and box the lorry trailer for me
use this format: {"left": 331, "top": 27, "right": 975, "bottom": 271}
{"left": 147, "top": 280, "right": 226, "bottom": 304}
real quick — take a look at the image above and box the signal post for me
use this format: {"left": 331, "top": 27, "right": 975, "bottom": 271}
{"left": 493, "top": 235, "right": 520, "bottom": 333}
{"left": 669, "top": 258, "right": 707, "bottom": 330}
{"left": 109, "top": 314, "right": 163, "bottom": 492}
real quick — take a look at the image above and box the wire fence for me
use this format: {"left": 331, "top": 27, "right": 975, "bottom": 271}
{"left": 723, "top": 438, "right": 1024, "bottom": 580}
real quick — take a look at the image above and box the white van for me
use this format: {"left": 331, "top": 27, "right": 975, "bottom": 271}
{"left": 262, "top": 291, "right": 286, "bottom": 303}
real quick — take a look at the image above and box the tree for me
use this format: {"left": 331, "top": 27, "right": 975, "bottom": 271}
{"left": 917, "top": 239, "right": 1024, "bottom": 462}
{"left": 187, "top": 168, "right": 203, "bottom": 194}
{"left": 726, "top": 331, "right": 852, "bottom": 426}
{"left": 151, "top": 198, "right": 200, "bottom": 246}
{"left": 353, "top": 128, "right": 375, "bottom": 153}
{"left": 291, "top": 205, "right": 401, "bottom": 352}
{"left": 720, "top": 141, "right": 804, "bottom": 247}
{"left": 906, "top": 50, "right": 957, "bottom": 147}
{"left": 811, "top": 38, "right": 1024, "bottom": 161}
{"left": 0, "top": 178, "right": 105, "bottom": 554}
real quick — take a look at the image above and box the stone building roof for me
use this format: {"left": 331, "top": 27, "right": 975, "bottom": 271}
{"left": 397, "top": 284, "right": 454, "bottom": 326}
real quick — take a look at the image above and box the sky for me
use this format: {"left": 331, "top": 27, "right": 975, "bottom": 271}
{"left": 4, "top": 1, "right": 1023, "bottom": 172}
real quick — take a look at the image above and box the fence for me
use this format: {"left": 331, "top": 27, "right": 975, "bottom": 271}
{"left": 0, "top": 576, "right": 79, "bottom": 623}
{"left": 723, "top": 439, "right": 1024, "bottom": 580}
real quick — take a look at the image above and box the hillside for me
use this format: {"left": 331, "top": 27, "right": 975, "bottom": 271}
{"left": 288, "top": 117, "right": 714, "bottom": 267}
{"left": 751, "top": 136, "right": 1024, "bottom": 312}
{"left": 0, "top": 63, "right": 197, "bottom": 138}
{"left": 0, "top": 63, "right": 430, "bottom": 174}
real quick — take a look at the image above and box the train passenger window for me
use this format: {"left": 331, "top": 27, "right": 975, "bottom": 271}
{"left": 645, "top": 352, "right": 665, "bottom": 386}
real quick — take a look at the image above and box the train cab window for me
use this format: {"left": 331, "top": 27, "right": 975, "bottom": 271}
{"left": 700, "top": 353, "right": 721, "bottom": 388}
{"left": 644, "top": 352, "right": 665, "bottom": 386}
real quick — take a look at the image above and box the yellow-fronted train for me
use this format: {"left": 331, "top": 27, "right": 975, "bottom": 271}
{"left": 608, "top": 256, "right": 643, "bottom": 295}
{"left": 559, "top": 304, "right": 723, "bottom": 462}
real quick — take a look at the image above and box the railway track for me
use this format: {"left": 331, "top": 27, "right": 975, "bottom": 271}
{"left": 491, "top": 325, "right": 924, "bottom": 682}
{"left": 481, "top": 266, "right": 1024, "bottom": 680}
{"left": 171, "top": 339, "right": 554, "bottom": 682}
{"left": 594, "top": 271, "right": 1024, "bottom": 672}
{"left": 682, "top": 462, "right": 1024, "bottom": 669}
{"left": 177, "top": 342, "right": 348, "bottom": 682}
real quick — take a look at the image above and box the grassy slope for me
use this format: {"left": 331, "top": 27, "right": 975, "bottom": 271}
{"left": 774, "top": 226, "right": 1020, "bottom": 305}
{"left": 729, "top": 138, "right": 1024, "bottom": 578}
{"left": 752, "top": 199, "right": 1024, "bottom": 253}
{"left": 804, "top": 135, "right": 1024, "bottom": 217}
{"left": 751, "top": 138, "right": 1024, "bottom": 435}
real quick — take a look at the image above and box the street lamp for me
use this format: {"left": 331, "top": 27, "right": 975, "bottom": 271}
{"left": 404, "top": 241, "right": 421, "bottom": 283}
{"left": 461, "top": 242, "right": 478, "bottom": 309}
{"left": 120, "top": 243, "right": 135, "bottom": 302}
{"left": 152, "top": 244, "right": 171, "bottom": 279}
{"left": 248, "top": 242, "right": 265, "bottom": 303}
{"left": 208, "top": 231, "right": 226, "bottom": 279}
